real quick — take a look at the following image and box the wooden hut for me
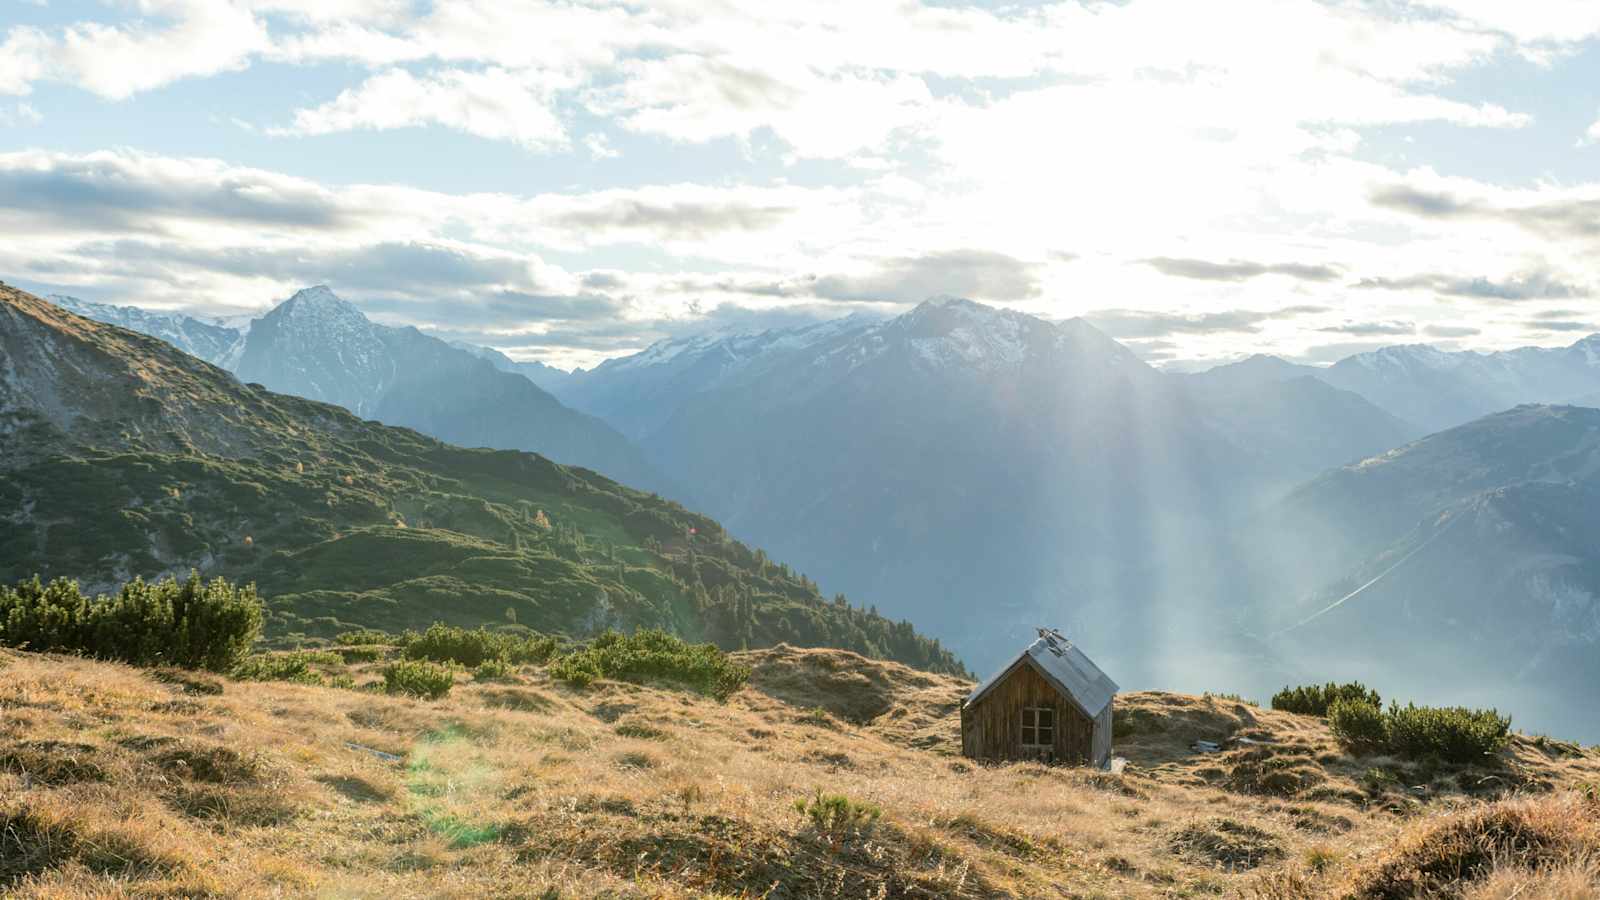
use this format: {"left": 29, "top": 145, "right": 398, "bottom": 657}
{"left": 960, "top": 629, "right": 1117, "bottom": 768}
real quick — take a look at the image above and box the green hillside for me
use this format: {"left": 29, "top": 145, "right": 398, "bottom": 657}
{"left": 0, "top": 284, "right": 964, "bottom": 675}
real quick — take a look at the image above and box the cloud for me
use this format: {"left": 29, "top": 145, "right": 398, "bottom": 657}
{"left": 276, "top": 67, "right": 570, "bottom": 151}
{"left": 811, "top": 250, "right": 1040, "bottom": 303}
{"left": 1423, "top": 324, "right": 1480, "bottom": 338}
{"left": 53, "top": 238, "right": 568, "bottom": 301}
{"left": 1579, "top": 114, "right": 1600, "bottom": 147}
{"left": 1354, "top": 269, "right": 1587, "bottom": 301}
{"left": 0, "top": 102, "right": 40, "bottom": 126}
{"left": 1141, "top": 257, "right": 1342, "bottom": 283}
{"left": 1085, "top": 305, "right": 1327, "bottom": 339}
{"left": 0, "top": 28, "right": 50, "bottom": 95}
{"left": 534, "top": 186, "right": 802, "bottom": 242}
{"left": 590, "top": 55, "right": 936, "bottom": 159}
{"left": 1318, "top": 321, "right": 1415, "bottom": 336}
{"left": 1528, "top": 319, "right": 1598, "bottom": 332}
{"left": 579, "top": 271, "right": 626, "bottom": 291}
{"left": 1371, "top": 183, "right": 1600, "bottom": 241}
{"left": 0, "top": 0, "right": 268, "bottom": 99}
{"left": 0, "top": 150, "right": 350, "bottom": 234}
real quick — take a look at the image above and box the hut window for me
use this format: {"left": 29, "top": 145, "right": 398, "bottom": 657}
{"left": 1021, "top": 707, "right": 1054, "bottom": 747}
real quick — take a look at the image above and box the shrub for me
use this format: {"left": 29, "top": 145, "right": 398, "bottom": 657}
{"left": 1329, "top": 699, "right": 1511, "bottom": 763}
{"left": 1271, "top": 681, "right": 1381, "bottom": 717}
{"left": 1384, "top": 702, "right": 1510, "bottom": 764}
{"left": 334, "top": 629, "right": 391, "bottom": 646}
{"left": 0, "top": 574, "right": 262, "bottom": 672}
{"left": 335, "top": 645, "right": 385, "bottom": 663}
{"left": 382, "top": 660, "right": 455, "bottom": 699}
{"left": 793, "top": 789, "right": 881, "bottom": 839}
{"left": 232, "top": 651, "right": 341, "bottom": 685}
{"left": 473, "top": 658, "right": 511, "bottom": 681}
{"left": 399, "top": 624, "right": 557, "bottom": 668}
{"left": 1204, "top": 691, "right": 1257, "bottom": 706}
{"left": 549, "top": 629, "right": 750, "bottom": 700}
{"left": 1328, "top": 699, "right": 1388, "bottom": 752}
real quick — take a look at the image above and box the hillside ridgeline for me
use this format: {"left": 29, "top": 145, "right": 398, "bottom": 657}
{"left": 0, "top": 284, "right": 961, "bottom": 674}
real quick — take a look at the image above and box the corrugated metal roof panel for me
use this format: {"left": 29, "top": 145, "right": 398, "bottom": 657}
{"left": 964, "top": 635, "right": 1119, "bottom": 717}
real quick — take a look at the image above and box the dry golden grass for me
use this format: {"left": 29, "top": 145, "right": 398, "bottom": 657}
{"left": 2, "top": 644, "right": 1598, "bottom": 898}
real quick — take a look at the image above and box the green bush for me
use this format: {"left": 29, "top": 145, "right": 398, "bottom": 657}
{"left": 1271, "top": 682, "right": 1381, "bottom": 717}
{"left": 1329, "top": 699, "right": 1510, "bottom": 763}
{"left": 473, "top": 658, "right": 511, "bottom": 681}
{"left": 383, "top": 660, "right": 455, "bottom": 699}
{"left": 0, "top": 573, "right": 262, "bottom": 672}
{"left": 549, "top": 629, "right": 750, "bottom": 700}
{"left": 335, "top": 645, "right": 386, "bottom": 663}
{"left": 1384, "top": 702, "right": 1510, "bottom": 763}
{"left": 793, "top": 789, "right": 881, "bottom": 837}
{"left": 1328, "top": 700, "right": 1389, "bottom": 751}
{"left": 334, "top": 629, "right": 391, "bottom": 646}
{"left": 233, "top": 651, "right": 341, "bottom": 685}
{"left": 399, "top": 624, "right": 557, "bottom": 668}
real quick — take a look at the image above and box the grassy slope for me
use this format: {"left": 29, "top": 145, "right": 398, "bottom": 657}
{"left": 0, "top": 284, "right": 962, "bottom": 674}
{"left": 4, "top": 646, "right": 1599, "bottom": 899}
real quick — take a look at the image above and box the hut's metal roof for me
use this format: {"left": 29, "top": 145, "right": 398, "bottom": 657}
{"left": 964, "top": 634, "right": 1119, "bottom": 718}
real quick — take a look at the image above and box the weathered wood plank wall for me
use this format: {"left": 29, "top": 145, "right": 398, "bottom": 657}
{"left": 960, "top": 662, "right": 1097, "bottom": 764}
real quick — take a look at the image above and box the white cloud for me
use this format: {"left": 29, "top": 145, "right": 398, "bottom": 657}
{"left": 583, "top": 133, "right": 620, "bottom": 160}
{"left": 0, "top": 102, "right": 41, "bottom": 126}
{"left": 1581, "top": 115, "right": 1600, "bottom": 147}
{"left": 277, "top": 67, "right": 570, "bottom": 151}
{"left": 591, "top": 55, "right": 936, "bottom": 159}
{"left": 0, "top": 0, "right": 267, "bottom": 99}
{"left": 0, "top": 27, "right": 50, "bottom": 95}
{"left": 1420, "top": 0, "right": 1600, "bottom": 48}
{"left": 57, "top": 0, "right": 267, "bottom": 100}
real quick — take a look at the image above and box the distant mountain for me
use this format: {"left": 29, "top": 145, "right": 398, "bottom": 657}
{"left": 1240, "top": 404, "right": 1600, "bottom": 740}
{"left": 608, "top": 298, "right": 1259, "bottom": 673}
{"left": 1183, "top": 353, "right": 1321, "bottom": 392}
{"left": 62, "top": 285, "right": 671, "bottom": 496}
{"left": 1181, "top": 372, "right": 1424, "bottom": 486}
{"left": 234, "top": 287, "right": 396, "bottom": 415}
{"left": 452, "top": 341, "right": 579, "bottom": 394}
{"left": 1191, "top": 336, "right": 1600, "bottom": 433}
{"left": 556, "top": 314, "right": 882, "bottom": 441}
{"left": 0, "top": 283, "right": 964, "bottom": 674}
{"left": 47, "top": 294, "right": 246, "bottom": 368}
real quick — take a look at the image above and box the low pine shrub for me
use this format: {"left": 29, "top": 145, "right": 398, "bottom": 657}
{"left": 473, "top": 658, "right": 511, "bottom": 681}
{"left": 549, "top": 629, "right": 750, "bottom": 700}
{"left": 399, "top": 624, "right": 557, "bottom": 667}
{"left": 334, "top": 629, "right": 391, "bottom": 646}
{"left": 1385, "top": 702, "right": 1510, "bottom": 763}
{"left": 1271, "top": 681, "right": 1381, "bottom": 717}
{"left": 383, "top": 660, "right": 455, "bottom": 699}
{"left": 793, "top": 789, "right": 881, "bottom": 839}
{"left": 1329, "top": 699, "right": 1388, "bottom": 751}
{"left": 0, "top": 574, "right": 262, "bottom": 672}
{"left": 1329, "top": 699, "right": 1510, "bottom": 762}
{"left": 233, "top": 651, "right": 341, "bottom": 685}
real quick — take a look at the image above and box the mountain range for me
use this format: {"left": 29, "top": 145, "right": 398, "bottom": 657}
{"left": 535, "top": 299, "right": 1420, "bottom": 674}
{"left": 1192, "top": 337, "right": 1600, "bottom": 432}
{"left": 34, "top": 284, "right": 1600, "bottom": 738}
{"left": 0, "top": 282, "right": 963, "bottom": 673}
{"left": 48, "top": 287, "right": 671, "bottom": 496}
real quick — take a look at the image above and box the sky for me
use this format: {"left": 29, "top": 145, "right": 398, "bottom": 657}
{"left": 3, "top": 1, "right": 1600, "bottom": 370}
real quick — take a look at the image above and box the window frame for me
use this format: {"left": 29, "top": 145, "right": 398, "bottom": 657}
{"left": 1020, "top": 706, "right": 1055, "bottom": 749}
